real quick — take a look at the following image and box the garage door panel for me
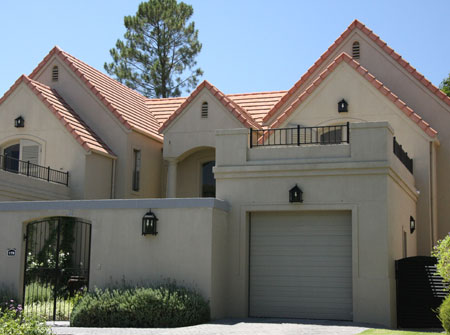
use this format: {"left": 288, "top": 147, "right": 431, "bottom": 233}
{"left": 249, "top": 211, "right": 352, "bottom": 320}
{"left": 251, "top": 256, "right": 352, "bottom": 267}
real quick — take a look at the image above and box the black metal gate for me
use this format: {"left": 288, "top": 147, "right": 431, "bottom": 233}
{"left": 396, "top": 256, "right": 447, "bottom": 328}
{"left": 23, "top": 217, "right": 91, "bottom": 321}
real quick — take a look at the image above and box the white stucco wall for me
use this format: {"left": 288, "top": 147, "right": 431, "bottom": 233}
{"left": 266, "top": 28, "right": 449, "bottom": 248}
{"left": 0, "top": 198, "right": 229, "bottom": 319}
{"left": 33, "top": 57, "right": 131, "bottom": 199}
{"left": 274, "top": 62, "right": 434, "bottom": 255}
{"left": 214, "top": 122, "right": 417, "bottom": 327}
{"left": 0, "top": 83, "right": 87, "bottom": 199}
{"left": 162, "top": 89, "right": 245, "bottom": 160}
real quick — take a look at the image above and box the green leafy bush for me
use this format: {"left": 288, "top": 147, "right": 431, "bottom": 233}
{"left": 70, "top": 283, "right": 210, "bottom": 328}
{"left": 439, "top": 294, "right": 450, "bottom": 333}
{"left": 0, "top": 309, "right": 52, "bottom": 335}
{"left": 433, "top": 234, "right": 450, "bottom": 283}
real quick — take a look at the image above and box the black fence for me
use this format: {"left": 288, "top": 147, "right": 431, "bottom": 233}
{"left": 250, "top": 123, "right": 350, "bottom": 148}
{"left": 396, "top": 256, "right": 447, "bottom": 328}
{"left": 0, "top": 154, "right": 69, "bottom": 186}
{"left": 393, "top": 137, "right": 413, "bottom": 173}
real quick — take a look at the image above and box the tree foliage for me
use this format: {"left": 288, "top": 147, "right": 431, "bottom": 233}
{"left": 104, "top": 0, "right": 203, "bottom": 98}
{"left": 432, "top": 234, "right": 450, "bottom": 283}
{"left": 440, "top": 73, "right": 450, "bottom": 97}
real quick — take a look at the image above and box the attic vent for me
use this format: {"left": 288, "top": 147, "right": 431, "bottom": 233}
{"left": 201, "top": 102, "right": 208, "bottom": 118}
{"left": 52, "top": 66, "right": 59, "bottom": 82}
{"left": 352, "top": 41, "right": 360, "bottom": 59}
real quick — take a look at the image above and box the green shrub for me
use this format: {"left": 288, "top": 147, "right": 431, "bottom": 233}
{"left": 70, "top": 283, "right": 210, "bottom": 328}
{"left": 0, "top": 309, "right": 52, "bottom": 335}
{"left": 433, "top": 234, "right": 450, "bottom": 283}
{"left": 439, "top": 294, "right": 450, "bottom": 333}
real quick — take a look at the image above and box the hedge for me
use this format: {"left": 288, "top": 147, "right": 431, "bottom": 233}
{"left": 70, "top": 282, "right": 210, "bottom": 328}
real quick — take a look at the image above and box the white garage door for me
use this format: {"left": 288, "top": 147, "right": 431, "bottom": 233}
{"left": 249, "top": 211, "right": 352, "bottom": 320}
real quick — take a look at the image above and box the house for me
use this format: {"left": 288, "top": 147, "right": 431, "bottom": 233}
{"left": 0, "top": 20, "right": 449, "bottom": 328}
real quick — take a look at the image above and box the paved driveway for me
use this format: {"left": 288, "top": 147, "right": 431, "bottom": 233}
{"left": 51, "top": 318, "right": 369, "bottom": 335}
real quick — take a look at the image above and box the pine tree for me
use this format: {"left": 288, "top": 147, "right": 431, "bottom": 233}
{"left": 104, "top": 0, "right": 203, "bottom": 98}
{"left": 440, "top": 73, "right": 450, "bottom": 97}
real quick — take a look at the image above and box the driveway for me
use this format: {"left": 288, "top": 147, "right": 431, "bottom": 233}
{"left": 51, "top": 318, "right": 369, "bottom": 335}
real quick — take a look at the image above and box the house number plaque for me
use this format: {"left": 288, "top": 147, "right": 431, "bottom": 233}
{"left": 7, "top": 249, "right": 16, "bottom": 256}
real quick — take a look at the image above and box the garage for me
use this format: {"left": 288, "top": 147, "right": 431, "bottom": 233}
{"left": 249, "top": 211, "right": 352, "bottom": 320}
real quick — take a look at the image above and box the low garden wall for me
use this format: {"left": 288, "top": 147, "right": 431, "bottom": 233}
{"left": 0, "top": 198, "right": 229, "bottom": 319}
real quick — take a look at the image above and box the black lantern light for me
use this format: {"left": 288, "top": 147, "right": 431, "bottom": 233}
{"left": 14, "top": 116, "right": 24, "bottom": 128}
{"left": 289, "top": 184, "right": 303, "bottom": 203}
{"left": 338, "top": 99, "right": 348, "bottom": 113}
{"left": 142, "top": 210, "right": 158, "bottom": 235}
{"left": 410, "top": 216, "right": 416, "bottom": 234}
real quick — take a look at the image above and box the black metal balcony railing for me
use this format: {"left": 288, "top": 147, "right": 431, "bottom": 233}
{"left": 0, "top": 154, "right": 69, "bottom": 186}
{"left": 250, "top": 122, "right": 350, "bottom": 148}
{"left": 393, "top": 137, "right": 413, "bottom": 173}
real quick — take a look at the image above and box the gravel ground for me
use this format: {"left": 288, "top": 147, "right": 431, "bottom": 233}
{"left": 50, "top": 318, "right": 370, "bottom": 335}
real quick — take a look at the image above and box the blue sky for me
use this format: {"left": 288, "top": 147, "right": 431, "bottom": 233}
{"left": 0, "top": 0, "right": 448, "bottom": 96}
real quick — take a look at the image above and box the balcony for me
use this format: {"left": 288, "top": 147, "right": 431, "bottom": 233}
{"left": 250, "top": 123, "right": 350, "bottom": 147}
{"left": 0, "top": 154, "right": 69, "bottom": 186}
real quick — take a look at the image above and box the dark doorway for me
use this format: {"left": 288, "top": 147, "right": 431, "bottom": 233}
{"left": 23, "top": 217, "right": 92, "bottom": 321}
{"left": 202, "top": 161, "right": 215, "bottom": 197}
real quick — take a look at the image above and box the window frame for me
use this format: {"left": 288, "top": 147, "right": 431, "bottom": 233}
{"left": 132, "top": 149, "right": 141, "bottom": 192}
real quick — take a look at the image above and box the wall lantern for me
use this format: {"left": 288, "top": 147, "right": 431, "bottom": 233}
{"left": 142, "top": 210, "right": 158, "bottom": 235}
{"left": 338, "top": 99, "right": 348, "bottom": 113}
{"left": 14, "top": 116, "right": 24, "bottom": 128}
{"left": 410, "top": 216, "right": 416, "bottom": 234}
{"left": 289, "top": 184, "right": 303, "bottom": 203}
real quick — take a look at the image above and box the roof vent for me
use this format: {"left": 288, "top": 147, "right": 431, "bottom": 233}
{"left": 201, "top": 102, "right": 208, "bottom": 118}
{"left": 52, "top": 66, "right": 59, "bottom": 82}
{"left": 352, "top": 41, "right": 360, "bottom": 59}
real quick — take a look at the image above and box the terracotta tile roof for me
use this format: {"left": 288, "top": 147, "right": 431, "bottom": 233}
{"left": 145, "top": 97, "right": 186, "bottom": 125}
{"left": 29, "top": 46, "right": 163, "bottom": 142}
{"left": 271, "top": 53, "right": 437, "bottom": 138}
{"left": 263, "top": 19, "right": 450, "bottom": 123}
{"left": 146, "top": 90, "right": 286, "bottom": 126}
{"left": 158, "top": 80, "right": 262, "bottom": 133}
{"left": 227, "top": 91, "right": 287, "bottom": 124}
{"left": 0, "top": 75, "right": 116, "bottom": 156}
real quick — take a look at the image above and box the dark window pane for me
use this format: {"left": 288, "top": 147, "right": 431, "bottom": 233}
{"left": 4, "top": 143, "right": 20, "bottom": 172}
{"left": 132, "top": 150, "right": 141, "bottom": 191}
{"left": 202, "top": 161, "right": 215, "bottom": 197}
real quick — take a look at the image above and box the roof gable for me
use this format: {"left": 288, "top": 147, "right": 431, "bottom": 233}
{"left": 271, "top": 53, "right": 437, "bottom": 139}
{"left": 158, "top": 80, "right": 261, "bottom": 133}
{"left": 263, "top": 19, "right": 450, "bottom": 124}
{"left": 29, "top": 47, "right": 163, "bottom": 142}
{"left": 0, "top": 75, "right": 115, "bottom": 157}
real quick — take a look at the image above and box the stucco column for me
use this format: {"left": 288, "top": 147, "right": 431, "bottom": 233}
{"left": 166, "top": 158, "right": 178, "bottom": 198}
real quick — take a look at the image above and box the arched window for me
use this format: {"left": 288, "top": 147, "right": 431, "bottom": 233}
{"left": 201, "top": 102, "right": 208, "bottom": 118}
{"left": 352, "top": 41, "right": 360, "bottom": 59}
{"left": 320, "top": 128, "right": 343, "bottom": 144}
{"left": 1, "top": 140, "right": 40, "bottom": 173}
{"left": 202, "top": 161, "right": 215, "bottom": 197}
{"left": 52, "top": 66, "right": 59, "bottom": 82}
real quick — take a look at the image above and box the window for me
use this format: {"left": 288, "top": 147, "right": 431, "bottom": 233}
{"left": 402, "top": 230, "right": 407, "bottom": 258}
{"left": 201, "top": 102, "right": 208, "bottom": 118}
{"left": 3, "top": 143, "right": 20, "bottom": 172}
{"left": 352, "top": 41, "right": 360, "bottom": 59}
{"left": 132, "top": 149, "right": 141, "bottom": 191}
{"left": 202, "top": 161, "right": 215, "bottom": 197}
{"left": 52, "top": 66, "right": 59, "bottom": 82}
{"left": 320, "top": 128, "right": 343, "bottom": 144}
{"left": 2, "top": 140, "right": 40, "bottom": 173}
